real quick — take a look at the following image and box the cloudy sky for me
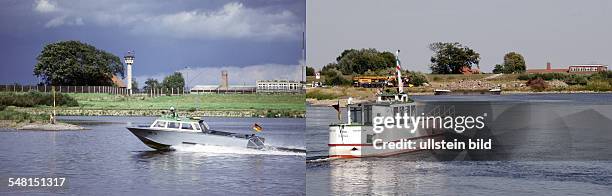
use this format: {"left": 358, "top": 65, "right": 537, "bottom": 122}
{"left": 307, "top": 0, "right": 612, "bottom": 72}
{"left": 0, "top": 0, "right": 304, "bottom": 87}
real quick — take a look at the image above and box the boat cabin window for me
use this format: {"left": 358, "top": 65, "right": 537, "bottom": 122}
{"left": 363, "top": 105, "right": 372, "bottom": 125}
{"left": 181, "top": 123, "right": 193, "bottom": 130}
{"left": 350, "top": 106, "right": 362, "bottom": 124}
{"left": 168, "top": 122, "right": 179, "bottom": 129}
{"left": 154, "top": 121, "right": 167, "bottom": 128}
{"left": 193, "top": 123, "right": 201, "bottom": 131}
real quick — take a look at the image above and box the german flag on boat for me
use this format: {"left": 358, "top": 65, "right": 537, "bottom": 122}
{"left": 252, "top": 123, "right": 263, "bottom": 132}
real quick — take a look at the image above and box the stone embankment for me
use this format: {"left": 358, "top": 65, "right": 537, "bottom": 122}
{"left": 13, "top": 108, "right": 305, "bottom": 118}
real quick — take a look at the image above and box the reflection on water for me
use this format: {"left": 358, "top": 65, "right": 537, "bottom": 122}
{"left": 0, "top": 116, "right": 305, "bottom": 195}
{"left": 308, "top": 159, "right": 612, "bottom": 195}
{"left": 307, "top": 94, "right": 612, "bottom": 195}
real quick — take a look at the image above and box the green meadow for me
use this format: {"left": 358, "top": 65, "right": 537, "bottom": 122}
{"left": 68, "top": 93, "right": 305, "bottom": 111}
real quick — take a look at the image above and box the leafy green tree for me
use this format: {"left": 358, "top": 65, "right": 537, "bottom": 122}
{"left": 502, "top": 52, "right": 526, "bottom": 73}
{"left": 144, "top": 78, "right": 160, "bottom": 91}
{"left": 429, "top": 42, "right": 480, "bottom": 74}
{"left": 33, "top": 40, "right": 124, "bottom": 85}
{"left": 323, "top": 69, "right": 351, "bottom": 86}
{"left": 334, "top": 48, "right": 395, "bottom": 75}
{"left": 162, "top": 72, "right": 185, "bottom": 90}
{"left": 131, "top": 80, "right": 139, "bottom": 91}
{"left": 406, "top": 71, "right": 429, "bottom": 86}
{"left": 492, "top": 64, "right": 504, "bottom": 74}
{"left": 336, "top": 49, "right": 357, "bottom": 62}
{"left": 306, "top": 66, "right": 315, "bottom": 76}
{"left": 564, "top": 74, "right": 588, "bottom": 85}
{"left": 321, "top": 63, "right": 339, "bottom": 74}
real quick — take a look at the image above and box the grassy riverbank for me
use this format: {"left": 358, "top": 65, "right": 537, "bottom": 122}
{"left": 0, "top": 92, "right": 305, "bottom": 118}
{"left": 0, "top": 105, "right": 48, "bottom": 123}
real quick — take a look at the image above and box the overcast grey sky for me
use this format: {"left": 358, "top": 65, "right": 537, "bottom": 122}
{"left": 307, "top": 0, "right": 612, "bottom": 72}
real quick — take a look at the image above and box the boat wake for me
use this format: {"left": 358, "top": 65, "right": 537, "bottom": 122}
{"left": 170, "top": 144, "right": 305, "bottom": 157}
{"left": 307, "top": 156, "right": 335, "bottom": 163}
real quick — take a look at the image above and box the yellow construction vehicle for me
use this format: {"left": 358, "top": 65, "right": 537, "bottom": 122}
{"left": 352, "top": 76, "right": 389, "bottom": 88}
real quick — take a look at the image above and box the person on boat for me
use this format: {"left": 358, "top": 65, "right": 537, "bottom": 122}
{"left": 169, "top": 107, "right": 176, "bottom": 118}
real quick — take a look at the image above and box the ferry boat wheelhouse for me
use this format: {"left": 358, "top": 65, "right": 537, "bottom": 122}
{"left": 328, "top": 50, "right": 444, "bottom": 158}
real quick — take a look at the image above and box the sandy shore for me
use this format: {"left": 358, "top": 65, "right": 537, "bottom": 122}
{"left": 0, "top": 120, "right": 86, "bottom": 131}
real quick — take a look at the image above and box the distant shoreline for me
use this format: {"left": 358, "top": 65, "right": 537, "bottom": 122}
{"left": 407, "top": 90, "right": 612, "bottom": 96}
{"left": 307, "top": 91, "right": 611, "bottom": 107}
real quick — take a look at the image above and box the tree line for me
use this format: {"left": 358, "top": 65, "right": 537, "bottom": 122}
{"left": 142, "top": 72, "right": 185, "bottom": 92}
{"left": 309, "top": 42, "right": 527, "bottom": 80}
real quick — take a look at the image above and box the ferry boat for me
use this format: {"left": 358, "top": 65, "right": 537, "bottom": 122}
{"left": 328, "top": 50, "right": 446, "bottom": 158}
{"left": 127, "top": 111, "right": 265, "bottom": 151}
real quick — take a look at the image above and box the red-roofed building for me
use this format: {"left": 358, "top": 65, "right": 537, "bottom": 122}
{"left": 526, "top": 62, "right": 568, "bottom": 74}
{"left": 112, "top": 75, "right": 126, "bottom": 88}
{"left": 459, "top": 66, "right": 480, "bottom": 75}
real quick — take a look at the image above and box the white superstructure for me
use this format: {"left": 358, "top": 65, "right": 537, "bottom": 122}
{"left": 328, "top": 50, "right": 444, "bottom": 158}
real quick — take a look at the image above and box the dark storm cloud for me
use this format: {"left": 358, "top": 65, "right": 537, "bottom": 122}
{"left": 0, "top": 0, "right": 305, "bottom": 85}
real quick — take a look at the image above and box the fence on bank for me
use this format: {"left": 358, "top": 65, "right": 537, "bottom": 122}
{"left": 0, "top": 84, "right": 188, "bottom": 96}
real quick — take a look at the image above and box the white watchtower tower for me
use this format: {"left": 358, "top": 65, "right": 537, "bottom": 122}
{"left": 124, "top": 51, "right": 135, "bottom": 95}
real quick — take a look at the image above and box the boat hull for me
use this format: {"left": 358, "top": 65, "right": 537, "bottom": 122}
{"left": 328, "top": 124, "right": 444, "bottom": 158}
{"left": 127, "top": 127, "right": 265, "bottom": 150}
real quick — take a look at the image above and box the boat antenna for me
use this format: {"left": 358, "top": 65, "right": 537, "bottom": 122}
{"left": 396, "top": 50, "right": 404, "bottom": 94}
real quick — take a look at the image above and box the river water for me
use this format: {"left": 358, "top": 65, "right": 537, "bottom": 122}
{"left": 0, "top": 116, "right": 305, "bottom": 195}
{"left": 307, "top": 93, "right": 612, "bottom": 195}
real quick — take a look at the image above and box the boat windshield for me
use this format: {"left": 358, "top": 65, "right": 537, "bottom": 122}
{"left": 181, "top": 123, "right": 193, "bottom": 130}
{"left": 153, "top": 121, "right": 167, "bottom": 128}
{"left": 167, "top": 122, "right": 179, "bottom": 129}
{"left": 350, "top": 106, "right": 362, "bottom": 124}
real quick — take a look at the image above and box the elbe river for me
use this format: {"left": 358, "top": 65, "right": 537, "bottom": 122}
{"left": 0, "top": 116, "right": 305, "bottom": 195}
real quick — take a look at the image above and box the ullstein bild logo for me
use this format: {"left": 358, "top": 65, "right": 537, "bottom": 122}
{"left": 371, "top": 113, "right": 492, "bottom": 150}
{"left": 372, "top": 113, "right": 488, "bottom": 134}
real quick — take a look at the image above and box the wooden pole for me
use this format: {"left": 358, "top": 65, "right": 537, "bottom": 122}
{"left": 51, "top": 86, "right": 56, "bottom": 124}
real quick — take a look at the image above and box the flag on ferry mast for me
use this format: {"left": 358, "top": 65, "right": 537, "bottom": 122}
{"left": 252, "top": 123, "right": 263, "bottom": 132}
{"left": 331, "top": 100, "right": 341, "bottom": 120}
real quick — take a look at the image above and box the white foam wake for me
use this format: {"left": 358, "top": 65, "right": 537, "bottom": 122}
{"left": 170, "top": 144, "right": 305, "bottom": 157}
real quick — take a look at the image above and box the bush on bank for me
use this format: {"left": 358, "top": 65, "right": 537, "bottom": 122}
{"left": 306, "top": 89, "right": 340, "bottom": 100}
{"left": 0, "top": 92, "right": 78, "bottom": 107}
{"left": 0, "top": 106, "right": 48, "bottom": 123}
{"left": 407, "top": 71, "right": 429, "bottom": 86}
{"left": 586, "top": 80, "right": 611, "bottom": 92}
{"left": 518, "top": 71, "right": 612, "bottom": 91}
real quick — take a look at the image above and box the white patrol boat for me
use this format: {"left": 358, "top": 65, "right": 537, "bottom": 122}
{"left": 127, "top": 109, "right": 265, "bottom": 151}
